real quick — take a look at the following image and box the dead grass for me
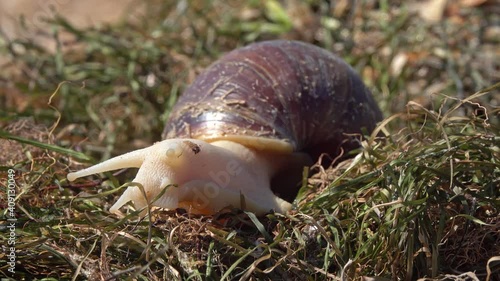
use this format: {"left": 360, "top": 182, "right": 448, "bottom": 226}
{"left": 1, "top": 0, "right": 499, "bottom": 280}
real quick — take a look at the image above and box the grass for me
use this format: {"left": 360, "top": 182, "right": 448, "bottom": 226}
{"left": 1, "top": 1, "right": 499, "bottom": 280}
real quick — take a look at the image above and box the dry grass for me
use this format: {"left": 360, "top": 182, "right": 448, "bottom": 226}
{"left": 1, "top": 0, "right": 499, "bottom": 280}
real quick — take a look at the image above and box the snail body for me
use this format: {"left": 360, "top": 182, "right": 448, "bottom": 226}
{"left": 67, "top": 40, "right": 382, "bottom": 215}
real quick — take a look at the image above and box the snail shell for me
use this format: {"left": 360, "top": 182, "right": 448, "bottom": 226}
{"left": 164, "top": 40, "right": 381, "bottom": 160}
{"left": 164, "top": 40, "right": 382, "bottom": 199}
{"left": 67, "top": 40, "right": 382, "bottom": 215}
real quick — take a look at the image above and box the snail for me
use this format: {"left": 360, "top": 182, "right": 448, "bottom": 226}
{"left": 67, "top": 40, "right": 383, "bottom": 216}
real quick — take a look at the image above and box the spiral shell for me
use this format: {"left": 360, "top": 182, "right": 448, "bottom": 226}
{"left": 163, "top": 40, "right": 382, "bottom": 160}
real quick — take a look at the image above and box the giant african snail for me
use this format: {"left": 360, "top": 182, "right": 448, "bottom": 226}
{"left": 67, "top": 40, "right": 383, "bottom": 215}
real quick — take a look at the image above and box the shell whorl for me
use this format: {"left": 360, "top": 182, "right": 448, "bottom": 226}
{"left": 163, "top": 40, "right": 382, "bottom": 159}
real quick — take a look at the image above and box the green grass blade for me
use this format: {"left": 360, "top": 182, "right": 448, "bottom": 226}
{"left": 0, "top": 129, "right": 92, "bottom": 162}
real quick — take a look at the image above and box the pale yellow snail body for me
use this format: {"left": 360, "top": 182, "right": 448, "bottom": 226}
{"left": 67, "top": 40, "right": 382, "bottom": 215}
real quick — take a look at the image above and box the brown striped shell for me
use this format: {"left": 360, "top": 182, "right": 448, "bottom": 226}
{"left": 163, "top": 40, "right": 382, "bottom": 162}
